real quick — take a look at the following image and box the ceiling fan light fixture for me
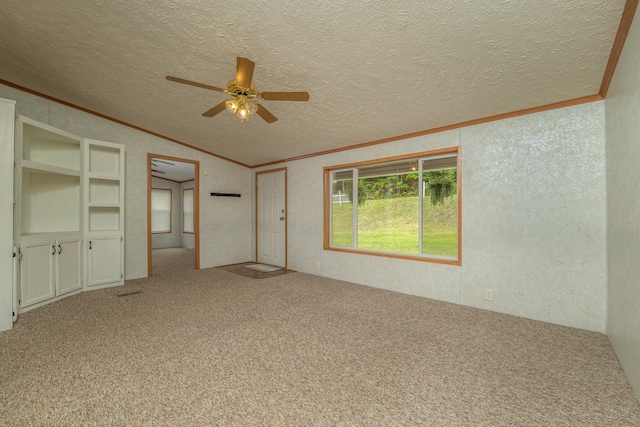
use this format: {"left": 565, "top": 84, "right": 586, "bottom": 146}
{"left": 247, "top": 101, "right": 258, "bottom": 115}
{"left": 231, "top": 95, "right": 259, "bottom": 123}
{"left": 225, "top": 99, "right": 238, "bottom": 114}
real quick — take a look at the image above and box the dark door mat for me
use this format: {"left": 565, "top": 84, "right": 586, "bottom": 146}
{"left": 217, "top": 262, "right": 294, "bottom": 279}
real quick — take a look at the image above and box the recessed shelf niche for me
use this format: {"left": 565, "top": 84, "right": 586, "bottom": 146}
{"left": 22, "top": 122, "right": 81, "bottom": 171}
{"left": 20, "top": 162, "right": 81, "bottom": 235}
{"left": 89, "top": 179, "right": 120, "bottom": 205}
{"left": 88, "top": 207, "right": 120, "bottom": 232}
{"left": 89, "top": 145, "right": 120, "bottom": 175}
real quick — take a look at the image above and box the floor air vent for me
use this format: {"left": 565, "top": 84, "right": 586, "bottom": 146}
{"left": 117, "top": 291, "right": 142, "bottom": 297}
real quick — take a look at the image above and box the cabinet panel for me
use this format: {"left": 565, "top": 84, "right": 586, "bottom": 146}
{"left": 20, "top": 241, "right": 55, "bottom": 308}
{"left": 57, "top": 239, "right": 82, "bottom": 295}
{"left": 88, "top": 236, "right": 122, "bottom": 287}
{"left": 19, "top": 238, "right": 83, "bottom": 309}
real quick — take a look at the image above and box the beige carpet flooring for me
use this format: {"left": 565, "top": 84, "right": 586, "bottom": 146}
{"left": 1, "top": 247, "right": 639, "bottom": 426}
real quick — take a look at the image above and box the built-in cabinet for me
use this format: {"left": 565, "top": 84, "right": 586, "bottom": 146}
{"left": 19, "top": 237, "right": 82, "bottom": 307}
{"left": 14, "top": 116, "right": 124, "bottom": 313}
{"left": 85, "top": 140, "right": 125, "bottom": 288}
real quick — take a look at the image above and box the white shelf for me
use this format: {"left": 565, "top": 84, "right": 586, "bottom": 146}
{"left": 22, "top": 121, "right": 81, "bottom": 171}
{"left": 88, "top": 203, "right": 120, "bottom": 208}
{"left": 87, "top": 172, "right": 121, "bottom": 180}
{"left": 20, "top": 231, "right": 82, "bottom": 240}
{"left": 22, "top": 160, "right": 82, "bottom": 177}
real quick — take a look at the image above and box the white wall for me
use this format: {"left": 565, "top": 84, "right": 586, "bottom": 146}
{"left": 605, "top": 8, "right": 640, "bottom": 399}
{"left": 0, "top": 84, "right": 253, "bottom": 281}
{"left": 256, "top": 102, "right": 608, "bottom": 332}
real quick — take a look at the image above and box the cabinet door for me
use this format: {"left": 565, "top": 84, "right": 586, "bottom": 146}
{"left": 20, "top": 240, "right": 55, "bottom": 308}
{"left": 88, "top": 236, "right": 122, "bottom": 287}
{"left": 57, "top": 238, "right": 82, "bottom": 295}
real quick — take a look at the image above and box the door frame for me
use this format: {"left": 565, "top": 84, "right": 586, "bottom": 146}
{"left": 147, "top": 153, "right": 200, "bottom": 276}
{"left": 255, "top": 167, "right": 288, "bottom": 269}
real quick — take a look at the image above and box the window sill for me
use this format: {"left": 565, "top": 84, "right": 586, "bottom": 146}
{"left": 324, "top": 246, "right": 461, "bottom": 266}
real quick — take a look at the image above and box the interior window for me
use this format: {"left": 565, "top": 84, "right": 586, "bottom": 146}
{"left": 182, "top": 188, "right": 194, "bottom": 233}
{"left": 151, "top": 188, "right": 171, "bottom": 233}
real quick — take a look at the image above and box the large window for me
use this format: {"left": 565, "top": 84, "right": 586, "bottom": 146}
{"left": 151, "top": 188, "right": 171, "bottom": 234}
{"left": 182, "top": 188, "right": 194, "bottom": 233}
{"left": 325, "top": 147, "right": 460, "bottom": 264}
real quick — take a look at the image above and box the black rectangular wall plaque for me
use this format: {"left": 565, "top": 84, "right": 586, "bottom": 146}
{"left": 211, "top": 192, "right": 241, "bottom": 197}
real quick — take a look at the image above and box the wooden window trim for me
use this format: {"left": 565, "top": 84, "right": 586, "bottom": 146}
{"left": 323, "top": 146, "right": 462, "bottom": 266}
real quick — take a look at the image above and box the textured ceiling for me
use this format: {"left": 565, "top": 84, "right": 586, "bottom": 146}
{"left": 0, "top": 0, "right": 627, "bottom": 167}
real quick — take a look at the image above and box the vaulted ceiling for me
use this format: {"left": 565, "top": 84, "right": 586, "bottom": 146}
{"left": 0, "top": 1, "right": 632, "bottom": 167}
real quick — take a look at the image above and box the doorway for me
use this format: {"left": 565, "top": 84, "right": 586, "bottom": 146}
{"left": 147, "top": 154, "right": 200, "bottom": 276}
{"left": 256, "top": 168, "right": 287, "bottom": 268}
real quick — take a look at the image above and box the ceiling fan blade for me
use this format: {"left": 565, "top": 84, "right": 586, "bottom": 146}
{"left": 256, "top": 104, "right": 278, "bottom": 123}
{"left": 152, "top": 159, "right": 174, "bottom": 165}
{"left": 260, "top": 91, "right": 310, "bottom": 101}
{"left": 151, "top": 169, "right": 165, "bottom": 174}
{"left": 202, "top": 101, "right": 228, "bottom": 117}
{"left": 166, "top": 76, "right": 225, "bottom": 93}
{"left": 236, "top": 57, "right": 255, "bottom": 88}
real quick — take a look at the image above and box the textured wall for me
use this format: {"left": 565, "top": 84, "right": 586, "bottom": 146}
{"left": 0, "top": 84, "right": 253, "bottom": 280}
{"left": 605, "top": 9, "right": 640, "bottom": 399}
{"left": 257, "top": 102, "right": 608, "bottom": 332}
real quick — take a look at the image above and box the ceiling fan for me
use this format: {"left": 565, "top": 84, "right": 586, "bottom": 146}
{"left": 151, "top": 158, "right": 174, "bottom": 175}
{"left": 151, "top": 159, "right": 174, "bottom": 166}
{"left": 166, "top": 57, "right": 309, "bottom": 123}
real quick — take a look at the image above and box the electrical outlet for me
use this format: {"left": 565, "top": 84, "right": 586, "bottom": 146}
{"left": 484, "top": 289, "right": 494, "bottom": 301}
{"left": 315, "top": 261, "right": 321, "bottom": 270}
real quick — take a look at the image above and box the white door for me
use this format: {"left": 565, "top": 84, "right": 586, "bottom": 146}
{"left": 257, "top": 170, "right": 286, "bottom": 267}
{"left": 20, "top": 240, "right": 56, "bottom": 308}
{"left": 88, "top": 235, "right": 122, "bottom": 287}
{"left": 56, "top": 238, "right": 82, "bottom": 296}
